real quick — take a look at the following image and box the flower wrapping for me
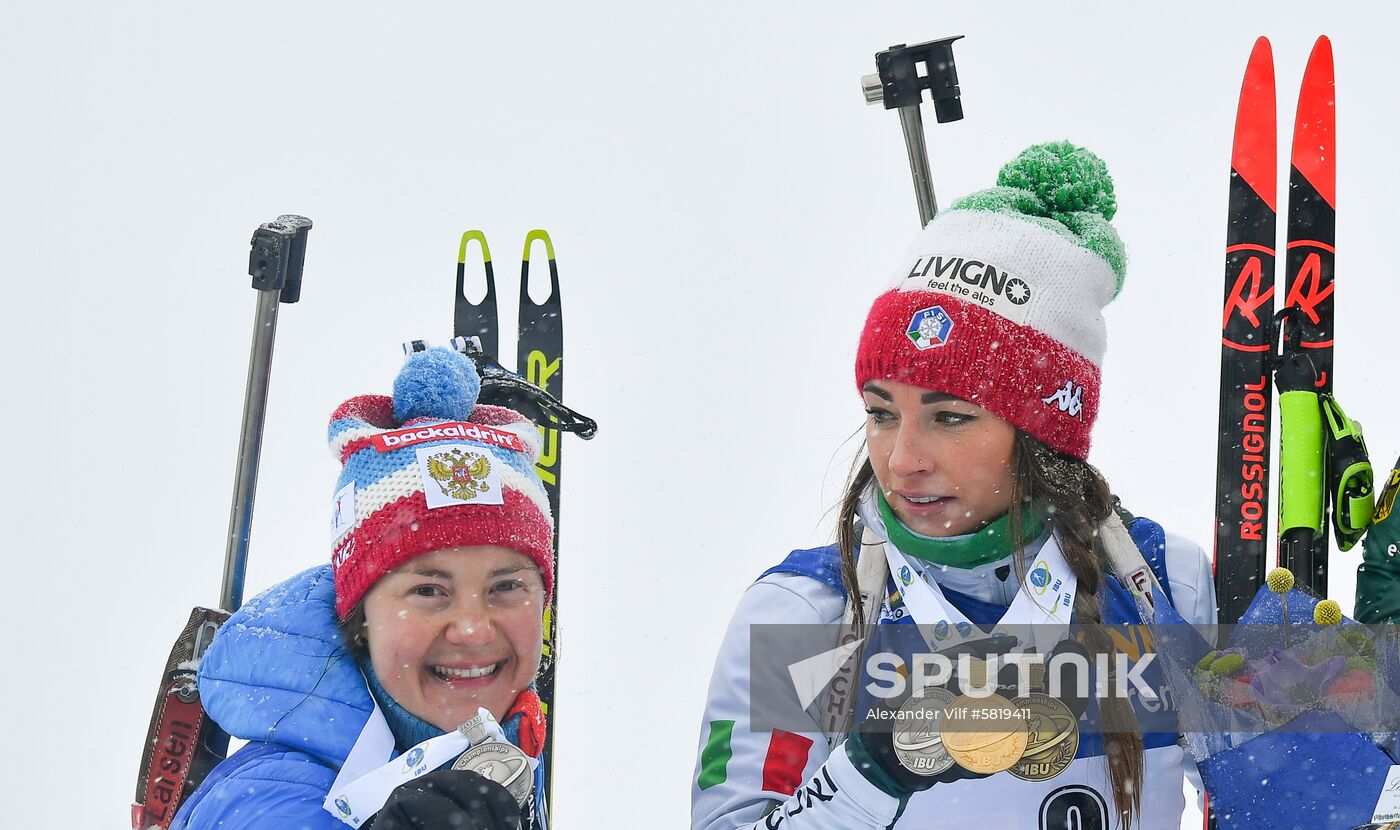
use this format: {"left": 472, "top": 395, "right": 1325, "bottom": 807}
{"left": 1148, "top": 583, "right": 1400, "bottom": 830}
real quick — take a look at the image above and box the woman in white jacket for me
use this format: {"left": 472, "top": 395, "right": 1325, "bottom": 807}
{"left": 691, "top": 142, "right": 1215, "bottom": 830}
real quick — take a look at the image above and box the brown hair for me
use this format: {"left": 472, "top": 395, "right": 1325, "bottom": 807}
{"left": 338, "top": 602, "right": 369, "bottom": 658}
{"left": 835, "top": 431, "right": 1144, "bottom": 828}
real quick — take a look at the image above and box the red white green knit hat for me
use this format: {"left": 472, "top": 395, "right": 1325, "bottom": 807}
{"left": 327, "top": 347, "right": 554, "bottom": 618}
{"left": 854, "top": 141, "right": 1127, "bottom": 459}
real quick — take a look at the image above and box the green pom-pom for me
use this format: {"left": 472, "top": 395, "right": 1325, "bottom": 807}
{"left": 1196, "top": 649, "right": 1221, "bottom": 670}
{"left": 997, "top": 141, "right": 1118, "bottom": 221}
{"left": 949, "top": 142, "right": 1129, "bottom": 294}
{"left": 1209, "top": 653, "right": 1246, "bottom": 676}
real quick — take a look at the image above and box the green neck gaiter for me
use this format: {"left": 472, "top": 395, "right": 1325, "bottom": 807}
{"left": 876, "top": 490, "right": 1046, "bottom": 569}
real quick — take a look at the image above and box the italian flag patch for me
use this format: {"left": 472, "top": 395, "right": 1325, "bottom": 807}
{"left": 698, "top": 720, "right": 734, "bottom": 790}
{"left": 696, "top": 721, "right": 813, "bottom": 796}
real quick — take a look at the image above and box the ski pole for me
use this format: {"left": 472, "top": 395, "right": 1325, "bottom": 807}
{"left": 861, "top": 36, "right": 966, "bottom": 227}
{"left": 220, "top": 215, "right": 313, "bottom": 613}
{"left": 1274, "top": 310, "right": 1326, "bottom": 593}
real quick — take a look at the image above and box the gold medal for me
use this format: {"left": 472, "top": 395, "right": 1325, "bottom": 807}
{"left": 1006, "top": 693, "right": 1079, "bottom": 781}
{"left": 938, "top": 693, "right": 1029, "bottom": 775}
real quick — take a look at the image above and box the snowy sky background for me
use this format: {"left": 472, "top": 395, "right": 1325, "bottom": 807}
{"left": 4, "top": 3, "right": 1398, "bottom": 827}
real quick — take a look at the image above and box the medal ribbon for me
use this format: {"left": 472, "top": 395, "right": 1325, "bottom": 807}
{"left": 322, "top": 701, "right": 522, "bottom": 827}
{"left": 882, "top": 530, "right": 1077, "bottom": 653}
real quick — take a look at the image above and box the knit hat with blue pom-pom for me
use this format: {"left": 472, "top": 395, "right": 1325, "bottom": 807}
{"left": 327, "top": 348, "right": 553, "bottom": 618}
{"left": 855, "top": 141, "right": 1127, "bottom": 459}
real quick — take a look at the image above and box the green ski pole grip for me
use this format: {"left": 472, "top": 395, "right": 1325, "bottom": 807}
{"left": 1345, "top": 481, "right": 1375, "bottom": 531}
{"left": 1278, "top": 388, "right": 1324, "bottom": 534}
{"left": 1320, "top": 394, "right": 1375, "bottom": 549}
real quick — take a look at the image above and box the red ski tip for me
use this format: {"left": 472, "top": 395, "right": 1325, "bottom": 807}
{"left": 1292, "top": 35, "right": 1336, "bottom": 209}
{"left": 1233, "top": 37, "right": 1277, "bottom": 213}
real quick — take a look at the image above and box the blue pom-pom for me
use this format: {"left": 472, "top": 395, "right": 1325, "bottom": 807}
{"left": 392, "top": 347, "right": 481, "bottom": 423}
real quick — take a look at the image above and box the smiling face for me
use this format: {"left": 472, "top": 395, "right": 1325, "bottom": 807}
{"left": 862, "top": 379, "right": 1017, "bottom": 537}
{"left": 362, "top": 545, "right": 544, "bottom": 731}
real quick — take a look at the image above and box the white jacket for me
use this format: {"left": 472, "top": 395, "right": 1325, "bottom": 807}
{"left": 691, "top": 509, "right": 1216, "bottom": 830}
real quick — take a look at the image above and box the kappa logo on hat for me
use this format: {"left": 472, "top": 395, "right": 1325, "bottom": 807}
{"left": 907, "top": 305, "right": 954, "bottom": 350}
{"left": 417, "top": 444, "right": 506, "bottom": 509}
{"left": 1041, "top": 380, "right": 1085, "bottom": 419}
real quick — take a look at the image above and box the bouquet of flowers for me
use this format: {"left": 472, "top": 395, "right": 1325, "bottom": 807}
{"left": 1149, "top": 568, "right": 1400, "bottom": 830}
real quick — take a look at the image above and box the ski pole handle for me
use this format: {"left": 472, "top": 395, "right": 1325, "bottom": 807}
{"left": 1275, "top": 351, "right": 1324, "bottom": 587}
{"left": 221, "top": 216, "right": 313, "bottom": 613}
{"left": 1277, "top": 392, "right": 1323, "bottom": 519}
{"left": 249, "top": 215, "right": 313, "bottom": 302}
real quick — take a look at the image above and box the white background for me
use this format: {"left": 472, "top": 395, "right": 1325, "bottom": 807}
{"left": 3, "top": 3, "right": 1397, "bottom": 827}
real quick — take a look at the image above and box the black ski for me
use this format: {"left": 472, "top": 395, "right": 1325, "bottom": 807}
{"left": 1214, "top": 37, "right": 1277, "bottom": 628}
{"left": 517, "top": 230, "right": 564, "bottom": 819}
{"left": 453, "top": 229, "right": 573, "bottom": 825}
{"left": 1275, "top": 36, "right": 1336, "bottom": 594}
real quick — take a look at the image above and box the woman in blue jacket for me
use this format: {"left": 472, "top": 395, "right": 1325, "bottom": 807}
{"left": 174, "top": 348, "right": 555, "bottom": 830}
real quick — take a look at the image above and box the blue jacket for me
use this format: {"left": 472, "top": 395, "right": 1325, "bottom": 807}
{"left": 171, "top": 565, "right": 375, "bottom": 830}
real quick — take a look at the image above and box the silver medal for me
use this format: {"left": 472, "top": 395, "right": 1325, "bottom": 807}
{"left": 456, "top": 712, "right": 492, "bottom": 745}
{"left": 450, "top": 708, "right": 532, "bottom": 806}
{"left": 450, "top": 711, "right": 534, "bottom": 807}
{"left": 451, "top": 741, "right": 533, "bottom": 806}
{"left": 892, "top": 687, "right": 956, "bottom": 777}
